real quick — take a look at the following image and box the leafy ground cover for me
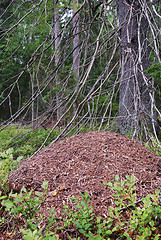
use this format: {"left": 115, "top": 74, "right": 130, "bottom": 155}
{"left": 0, "top": 125, "right": 60, "bottom": 158}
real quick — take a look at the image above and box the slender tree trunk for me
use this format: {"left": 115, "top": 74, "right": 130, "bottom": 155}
{"left": 73, "top": 0, "right": 80, "bottom": 116}
{"left": 31, "top": 72, "right": 35, "bottom": 128}
{"left": 117, "top": 0, "right": 154, "bottom": 135}
{"left": 55, "top": 2, "right": 62, "bottom": 122}
{"left": 73, "top": 0, "right": 80, "bottom": 79}
{"left": 28, "top": 67, "right": 35, "bottom": 128}
{"left": 49, "top": 2, "right": 55, "bottom": 122}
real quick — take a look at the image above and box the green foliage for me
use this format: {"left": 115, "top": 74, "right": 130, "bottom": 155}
{"left": 20, "top": 228, "right": 58, "bottom": 240}
{"left": 1, "top": 181, "right": 48, "bottom": 225}
{"left": 12, "top": 127, "right": 59, "bottom": 158}
{"left": 0, "top": 1, "right": 54, "bottom": 119}
{"left": 145, "top": 62, "right": 161, "bottom": 108}
{"left": 146, "top": 62, "right": 161, "bottom": 86}
{"left": 0, "top": 148, "right": 22, "bottom": 192}
{"left": 63, "top": 192, "right": 95, "bottom": 237}
{"left": 0, "top": 180, "right": 59, "bottom": 239}
{"left": 62, "top": 175, "right": 161, "bottom": 239}
{"left": 144, "top": 138, "right": 161, "bottom": 156}
{"left": 0, "top": 125, "right": 60, "bottom": 158}
{"left": 0, "top": 125, "right": 30, "bottom": 151}
{"left": 0, "top": 173, "right": 160, "bottom": 239}
{"left": 104, "top": 174, "right": 161, "bottom": 239}
{"left": 104, "top": 174, "right": 137, "bottom": 209}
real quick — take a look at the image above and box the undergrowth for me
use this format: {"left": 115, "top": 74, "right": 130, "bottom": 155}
{"left": 0, "top": 148, "right": 22, "bottom": 193}
{"left": 0, "top": 125, "right": 60, "bottom": 158}
{"left": 144, "top": 137, "right": 161, "bottom": 156}
{"left": 0, "top": 149, "right": 161, "bottom": 240}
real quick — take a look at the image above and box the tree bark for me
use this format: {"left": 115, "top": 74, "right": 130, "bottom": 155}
{"left": 72, "top": 0, "right": 80, "bottom": 116}
{"left": 55, "top": 2, "right": 62, "bottom": 122}
{"left": 117, "top": 0, "right": 154, "bottom": 135}
{"left": 73, "top": 0, "right": 80, "bottom": 79}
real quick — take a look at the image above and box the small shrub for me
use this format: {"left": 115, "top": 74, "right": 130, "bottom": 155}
{"left": 104, "top": 174, "right": 161, "bottom": 239}
{"left": 1, "top": 181, "right": 48, "bottom": 228}
{"left": 63, "top": 192, "right": 95, "bottom": 237}
{"left": 63, "top": 175, "right": 161, "bottom": 239}
{"left": 0, "top": 148, "right": 22, "bottom": 192}
{"left": 0, "top": 180, "right": 59, "bottom": 239}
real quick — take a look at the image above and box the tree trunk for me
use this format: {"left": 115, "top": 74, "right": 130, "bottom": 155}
{"left": 49, "top": 2, "right": 55, "bottom": 122}
{"left": 117, "top": 0, "right": 154, "bottom": 135}
{"left": 73, "top": 0, "right": 80, "bottom": 116}
{"left": 55, "top": 2, "right": 62, "bottom": 122}
{"left": 28, "top": 67, "right": 35, "bottom": 128}
{"left": 73, "top": 0, "right": 80, "bottom": 79}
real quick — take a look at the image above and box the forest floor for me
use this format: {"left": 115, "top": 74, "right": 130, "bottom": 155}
{"left": 2, "top": 131, "right": 161, "bottom": 239}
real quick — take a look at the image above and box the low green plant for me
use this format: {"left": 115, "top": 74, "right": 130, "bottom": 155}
{"left": 63, "top": 192, "right": 95, "bottom": 237}
{"left": 0, "top": 148, "right": 22, "bottom": 192}
{"left": 103, "top": 174, "right": 161, "bottom": 239}
{"left": 19, "top": 206, "right": 59, "bottom": 240}
{"left": 62, "top": 175, "right": 161, "bottom": 239}
{"left": 0, "top": 180, "right": 59, "bottom": 239}
{"left": 63, "top": 192, "right": 111, "bottom": 239}
{"left": 1, "top": 181, "right": 48, "bottom": 229}
{"left": 144, "top": 138, "right": 161, "bottom": 156}
{"left": 0, "top": 174, "right": 160, "bottom": 239}
{"left": 0, "top": 125, "right": 60, "bottom": 158}
{"left": 11, "top": 127, "right": 60, "bottom": 158}
{"left": 0, "top": 125, "right": 30, "bottom": 151}
{"left": 20, "top": 228, "right": 58, "bottom": 240}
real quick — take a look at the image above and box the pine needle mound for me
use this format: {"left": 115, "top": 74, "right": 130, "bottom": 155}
{"left": 9, "top": 131, "right": 160, "bottom": 218}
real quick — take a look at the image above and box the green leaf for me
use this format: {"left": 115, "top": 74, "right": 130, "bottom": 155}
{"left": 2, "top": 199, "right": 14, "bottom": 211}
{"left": 115, "top": 175, "right": 119, "bottom": 181}
{"left": 105, "top": 182, "right": 113, "bottom": 187}
{"left": 153, "top": 235, "right": 160, "bottom": 240}
{"left": 0, "top": 195, "right": 7, "bottom": 200}
{"left": 84, "top": 223, "right": 92, "bottom": 230}
{"left": 17, "top": 156, "right": 23, "bottom": 161}
{"left": 109, "top": 211, "right": 114, "bottom": 218}
{"left": 96, "top": 216, "right": 101, "bottom": 223}
{"left": 75, "top": 204, "right": 82, "bottom": 209}
{"left": 79, "top": 229, "right": 86, "bottom": 234}
{"left": 85, "top": 192, "right": 89, "bottom": 198}
{"left": 106, "top": 230, "right": 112, "bottom": 235}
{"left": 35, "top": 191, "right": 43, "bottom": 197}
{"left": 42, "top": 180, "right": 48, "bottom": 189}
{"left": 123, "top": 232, "right": 131, "bottom": 238}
